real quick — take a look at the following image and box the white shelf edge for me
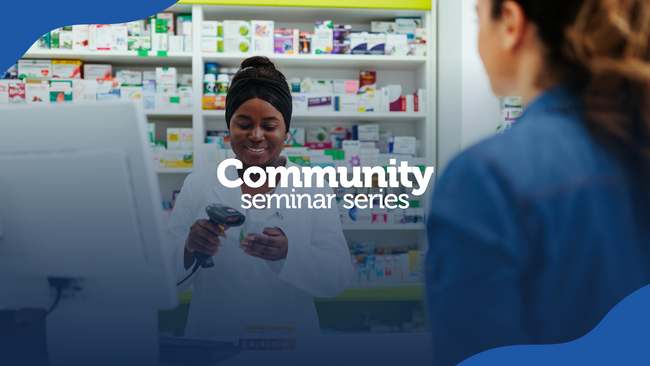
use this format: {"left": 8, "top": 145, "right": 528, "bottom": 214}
{"left": 201, "top": 53, "right": 427, "bottom": 63}
{"left": 156, "top": 168, "right": 194, "bottom": 174}
{"left": 202, "top": 110, "right": 426, "bottom": 119}
{"left": 23, "top": 50, "right": 193, "bottom": 58}
{"left": 146, "top": 110, "right": 194, "bottom": 116}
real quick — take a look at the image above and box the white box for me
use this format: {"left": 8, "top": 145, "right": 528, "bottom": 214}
{"left": 168, "top": 35, "right": 183, "bottom": 52}
{"left": 152, "top": 33, "right": 168, "bottom": 51}
{"left": 334, "top": 94, "right": 357, "bottom": 112}
{"left": 386, "top": 34, "right": 408, "bottom": 56}
{"left": 179, "top": 86, "right": 193, "bottom": 108}
{"left": 395, "top": 17, "right": 421, "bottom": 42}
{"left": 84, "top": 64, "right": 112, "bottom": 79}
{"left": 184, "top": 36, "right": 193, "bottom": 52}
{"left": 72, "top": 79, "right": 98, "bottom": 103}
{"left": 167, "top": 128, "right": 181, "bottom": 150}
{"left": 155, "top": 93, "right": 180, "bottom": 110}
{"left": 201, "top": 37, "right": 217, "bottom": 52}
{"left": 156, "top": 67, "right": 177, "bottom": 85}
{"left": 406, "top": 94, "right": 414, "bottom": 112}
{"left": 115, "top": 70, "right": 142, "bottom": 85}
{"left": 25, "top": 79, "right": 50, "bottom": 104}
{"left": 389, "top": 136, "right": 416, "bottom": 155}
{"left": 96, "top": 24, "right": 112, "bottom": 50}
{"left": 368, "top": 33, "right": 386, "bottom": 55}
{"left": 306, "top": 127, "right": 329, "bottom": 143}
{"left": 371, "top": 21, "right": 397, "bottom": 33}
{"left": 0, "top": 81, "right": 10, "bottom": 105}
{"left": 224, "top": 37, "right": 251, "bottom": 53}
{"left": 252, "top": 20, "right": 274, "bottom": 53}
{"left": 285, "top": 128, "right": 306, "bottom": 146}
{"left": 310, "top": 79, "right": 333, "bottom": 93}
{"left": 120, "top": 86, "right": 142, "bottom": 102}
{"left": 313, "top": 21, "right": 333, "bottom": 54}
{"left": 181, "top": 128, "right": 193, "bottom": 150}
{"left": 292, "top": 94, "right": 308, "bottom": 112}
{"left": 350, "top": 31, "right": 369, "bottom": 55}
{"left": 88, "top": 24, "right": 97, "bottom": 51}
{"left": 110, "top": 24, "right": 128, "bottom": 51}
{"left": 72, "top": 25, "right": 89, "bottom": 50}
{"left": 201, "top": 21, "right": 218, "bottom": 37}
{"left": 223, "top": 20, "right": 251, "bottom": 39}
{"left": 18, "top": 60, "right": 51, "bottom": 79}
{"left": 355, "top": 124, "right": 379, "bottom": 142}
{"left": 379, "top": 87, "right": 390, "bottom": 112}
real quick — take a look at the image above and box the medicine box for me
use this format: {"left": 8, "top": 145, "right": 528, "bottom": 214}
{"left": 0, "top": 81, "right": 9, "bottom": 105}
{"left": 334, "top": 94, "right": 357, "bottom": 112}
{"left": 24, "top": 79, "right": 50, "bottom": 104}
{"left": 306, "top": 127, "right": 329, "bottom": 143}
{"left": 157, "top": 13, "right": 175, "bottom": 34}
{"left": 313, "top": 21, "right": 333, "bottom": 54}
{"left": 389, "top": 136, "right": 416, "bottom": 155}
{"left": 156, "top": 67, "right": 177, "bottom": 85}
{"left": 18, "top": 60, "right": 52, "bottom": 79}
{"left": 59, "top": 27, "right": 73, "bottom": 50}
{"left": 223, "top": 20, "right": 251, "bottom": 39}
{"left": 353, "top": 124, "right": 380, "bottom": 142}
{"left": 307, "top": 95, "right": 333, "bottom": 112}
{"left": 223, "top": 38, "right": 251, "bottom": 53}
{"left": 165, "top": 150, "right": 194, "bottom": 168}
{"left": 291, "top": 94, "right": 308, "bottom": 112}
{"left": 395, "top": 17, "right": 422, "bottom": 42}
{"left": 371, "top": 22, "right": 397, "bottom": 34}
{"left": 201, "top": 21, "right": 218, "bottom": 37}
{"left": 120, "top": 86, "right": 143, "bottom": 102}
{"left": 181, "top": 128, "right": 193, "bottom": 150}
{"left": 274, "top": 29, "right": 294, "bottom": 54}
{"left": 110, "top": 24, "right": 128, "bottom": 51}
{"left": 96, "top": 24, "right": 111, "bottom": 50}
{"left": 368, "top": 33, "right": 386, "bottom": 55}
{"left": 168, "top": 36, "right": 183, "bottom": 52}
{"left": 201, "top": 37, "right": 218, "bottom": 53}
{"left": 386, "top": 34, "right": 408, "bottom": 56}
{"left": 84, "top": 64, "right": 112, "bottom": 79}
{"left": 116, "top": 70, "right": 142, "bottom": 85}
{"left": 350, "top": 31, "right": 368, "bottom": 55}
{"left": 51, "top": 60, "right": 82, "bottom": 79}
{"left": 50, "top": 80, "right": 72, "bottom": 102}
{"left": 152, "top": 33, "right": 168, "bottom": 52}
{"left": 167, "top": 128, "right": 181, "bottom": 150}
{"left": 285, "top": 128, "right": 305, "bottom": 146}
{"left": 252, "top": 20, "right": 274, "bottom": 53}
{"left": 72, "top": 25, "right": 88, "bottom": 50}
{"left": 71, "top": 79, "right": 97, "bottom": 103}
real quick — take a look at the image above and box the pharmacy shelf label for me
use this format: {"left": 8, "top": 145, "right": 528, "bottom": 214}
{"left": 138, "top": 50, "right": 148, "bottom": 57}
{"left": 157, "top": 51, "right": 168, "bottom": 57}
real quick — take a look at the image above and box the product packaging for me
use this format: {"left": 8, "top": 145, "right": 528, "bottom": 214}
{"left": 306, "top": 127, "right": 329, "bottom": 143}
{"left": 284, "top": 128, "right": 306, "bottom": 146}
{"left": 181, "top": 128, "right": 193, "bottom": 150}
{"left": 71, "top": 80, "right": 97, "bottom": 103}
{"left": 96, "top": 24, "right": 111, "bottom": 50}
{"left": 395, "top": 17, "right": 422, "bottom": 42}
{"left": 283, "top": 147, "right": 310, "bottom": 166}
{"left": 167, "top": 127, "right": 181, "bottom": 150}
{"left": 111, "top": 24, "right": 128, "bottom": 51}
{"left": 386, "top": 34, "right": 409, "bottom": 56}
{"left": 292, "top": 94, "right": 307, "bottom": 112}
{"left": 168, "top": 36, "right": 183, "bottom": 52}
{"left": 307, "top": 95, "right": 333, "bottom": 112}
{"left": 333, "top": 24, "right": 351, "bottom": 54}
{"left": 115, "top": 70, "right": 142, "bottom": 85}
{"left": 59, "top": 27, "right": 73, "bottom": 50}
{"left": 313, "top": 21, "right": 333, "bottom": 54}
{"left": 179, "top": 86, "right": 193, "bottom": 108}
{"left": 142, "top": 79, "right": 156, "bottom": 109}
{"left": 1, "top": 63, "right": 18, "bottom": 79}
{"left": 387, "top": 84, "right": 404, "bottom": 112}
{"left": 49, "top": 60, "right": 81, "bottom": 79}
{"left": 223, "top": 38, "right": 251, "bottom": 53}
{"left": 358, "top": 70, "right": 377, "bottom": 112}
{"left": 202, "top": 21, "right": 218, "bottom": 37}
{"left": 8, "top": 82, "right": 25, "bottom": 104}
{"left": 389, "top": 136, "right": 417, "bottom": 155}
{"left": 177, "top": 14, "right": 192, "bottom": 36}
{"left": 157, "top": 13, "right": 175, "bottom": 34}
{"left": 334, "top": 94, "right": 357, "bottom": 112}
{"left": 201, "top": 37, "right": 218, "bottom": 53}
{"left": 25, "top": 79, "right": 50, "bottom": 104}
{"left": 252, "top": 20, "right": 274, "bottom": 53}
{"left": 342, "top": 140, "right": 361, "bottom": 168}
{"left": 353, "top": 124, "right": 380, "bottom": 141}
{"left": 37, "top": 33, "right": 50, "bottom": 49}
{"left": 371, "top": 22, "right": 397, "bottom": 34}
{"left": 50, "top": 80, "right": 72, "bottom": 102}
{"left": 224, "top": 20, "right": 251, "bottom": 53}
{"left": 165, "top": 150, "right": 194, "bottom": 168}
{"left": 50, "top": 28, "right": 61, "bottom": 49}
{"left": 156, "top": 67, "right": 178, "bottom": 85}
{"left": 368, "top": 33, "right": 386, "bottom": 55}
{"left": 350, "top": 31, "right": 368, "bottom": 55}
{"left": 72, "top": 25, "right": 89, "bottom": 50}
{"left": 18, "top": 60, "right": 51, "bottom": 79}
{"left": 330, "top": 126, "right": 350, "bottom": 149}
{"left": 414, "top": 89, "right": 426, "bottom": 112}
{"left": 0, "top": 81, "right": 10, "bottom": 104}
{"left": 299, "top": 32, "right": 312, "bottom": 54}
{"left": 120, "top": 86, "right": 143, "bottom": 103}
{"left": 84, "top": 64, "right": 112, "bottom": 79}
{"left": 274, "top": 29, "right": 294, "bottom": 54}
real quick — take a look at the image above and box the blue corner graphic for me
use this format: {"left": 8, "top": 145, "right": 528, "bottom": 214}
{"left": 460, "top": 283, "right": 650, "bottom": 366}
{"left": 0, "top": 0, "right": 178, "bottom": 73}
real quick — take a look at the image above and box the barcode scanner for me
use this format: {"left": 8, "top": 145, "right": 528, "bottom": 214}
{"left": 195, "top": 204, "right": 246, "bottom": 268}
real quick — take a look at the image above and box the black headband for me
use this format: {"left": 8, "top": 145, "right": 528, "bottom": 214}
{"left": 225, "top": 77, "right": 293, "bottom": 130}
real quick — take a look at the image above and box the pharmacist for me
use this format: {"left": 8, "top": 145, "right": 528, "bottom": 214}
{"left": 166, "top": 56, "right": 354, "bottom": 337}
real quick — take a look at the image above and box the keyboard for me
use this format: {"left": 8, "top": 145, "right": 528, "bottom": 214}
{"left": 160, "top": 336, "right": 242, "bottom": 364}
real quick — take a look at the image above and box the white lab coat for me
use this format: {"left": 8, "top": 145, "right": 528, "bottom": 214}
{"left": 166, "top": 160, "right": 354, "bottom": 337}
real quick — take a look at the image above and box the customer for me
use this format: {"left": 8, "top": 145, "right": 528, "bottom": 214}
{"left": 426, "top": 0, "right": 650, "bottom": 365}
{"left": 167, "top": 56, "right": 353, "bottom": 337}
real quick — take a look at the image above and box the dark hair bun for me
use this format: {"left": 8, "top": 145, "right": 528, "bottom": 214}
{"left": 231, "top": 56, "right": 287, "bottom": 88}
{"left": 240, "top": 56, "right": 277, "bottom": 71}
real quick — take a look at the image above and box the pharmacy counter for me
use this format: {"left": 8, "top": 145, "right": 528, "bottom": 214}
{"left": 191, "top": 333, "right": 434, "bottom": 366}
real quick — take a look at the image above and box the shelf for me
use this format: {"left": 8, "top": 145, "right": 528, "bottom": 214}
{"left": 156, "top": 168, "right": 194, "bottom": 174}
{"left": 202, "top": 53, "right": 427, "bottom": 70}
{"left": 146, "top": 110, "right": 194, "bottom": 117}
{"left": 203, "top": 110, "right": 426, "bottom": 122}
{"left": 178, "top": 283, "right": 423, "bottom": 304}
{"left": 23, "top": 50, "right": 193, "bottom": 67}
{"left": 179, "top": 0, "right": 431, "bottom": 10}
{"left": 342, "top": 224, "right": 425, "bottom": 231}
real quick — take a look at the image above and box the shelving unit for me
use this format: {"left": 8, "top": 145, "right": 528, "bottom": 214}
{"left": 20, "top": 2, "right": 435, "bottom": 333}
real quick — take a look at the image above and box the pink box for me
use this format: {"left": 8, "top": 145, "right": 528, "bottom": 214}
{"left": 345, "top": 80, "right": 359, "bottom": 94}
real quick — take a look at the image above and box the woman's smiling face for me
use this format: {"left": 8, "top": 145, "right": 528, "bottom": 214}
{"left": 228, "top": 97, "right": 288, "bottom": 169}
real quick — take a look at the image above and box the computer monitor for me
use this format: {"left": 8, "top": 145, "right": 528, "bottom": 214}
{"left": 0, "top": 102, "right": 178, "bottom": 366}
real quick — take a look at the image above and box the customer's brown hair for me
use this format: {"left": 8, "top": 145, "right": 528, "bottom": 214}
{"left": 492, "top": 0, "right": 650, "bottom": 182}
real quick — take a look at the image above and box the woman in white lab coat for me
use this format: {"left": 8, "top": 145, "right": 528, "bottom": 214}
{"left": 166, "top": 56, "right": 354, "bottom": 337}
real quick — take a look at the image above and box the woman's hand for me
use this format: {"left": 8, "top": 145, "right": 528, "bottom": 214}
{"left": 185, "top": 219, "right": 228, "bottom": 260}
{"left": 240, "top": 227, "right": 288, "bottom": 261}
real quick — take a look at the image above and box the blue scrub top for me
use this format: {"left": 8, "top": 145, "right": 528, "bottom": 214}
{"left": 426, "top": 82, "right": 650, "bottom": 366}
